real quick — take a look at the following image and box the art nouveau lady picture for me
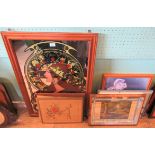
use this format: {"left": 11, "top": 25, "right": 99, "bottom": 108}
{"left": 12, "top": 40, "right": 88, "bottom": 111}
{"left": 2, "top": 32, "right": 98, "bottom": 115}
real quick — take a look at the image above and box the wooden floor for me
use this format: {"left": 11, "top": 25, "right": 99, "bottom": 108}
{"left": 7, "top": 105, "right": 155, "bottom": 128}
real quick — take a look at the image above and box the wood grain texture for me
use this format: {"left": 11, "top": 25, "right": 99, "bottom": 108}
{"left": 7, "top": 105, "right": 155, "bottom": 128}
{"left": 1, "top": 32, "right": 98, "bottom": 116}
{"left": 37, "top": 93, "right": 84, "bottom": 123}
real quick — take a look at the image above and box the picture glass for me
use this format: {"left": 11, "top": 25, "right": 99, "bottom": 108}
{"left": 91, "top": 95, "right": 144, "bottom": 125}
{"left": 105, "top": 77, "right": 150, "bottom": 90}
{"left": 100, "top": 100, "right": 131, "bottom": 119}
{"left": 37, "top": 96, "right": 83, "bottom": 123}
{"left": 12, "top": 40, "right": 89, "bottom": 111}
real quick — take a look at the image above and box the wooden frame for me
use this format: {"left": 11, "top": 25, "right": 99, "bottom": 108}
{"left": 102, "top": 73, "right": 153, "bottom": 90}
{"left": 89, "top": 93, "right": 145, "bottom": 125}
{"left": 1, "top": 32, "right": 98, "bottom": 116}
{"left": 36, "top": 93, "right": 85, "bottom": 123}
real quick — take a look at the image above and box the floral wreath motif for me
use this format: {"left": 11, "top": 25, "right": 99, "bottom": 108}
{"left": 24, "top": 41, "right": 86, "bottom": 91}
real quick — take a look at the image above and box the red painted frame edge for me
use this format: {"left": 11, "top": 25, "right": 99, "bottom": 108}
{"left": 101, "top": 73, "right": 154, "bottom": 90}
{"left": 147, "top": 90, "right": 155, "bottom": 118}
{"left": 150, "top": 106, "right": 155, "bottom": 118}
{"left": 1, "top": 32, "right": 98, "bottom": 116}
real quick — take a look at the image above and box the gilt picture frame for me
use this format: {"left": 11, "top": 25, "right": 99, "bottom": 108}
{"left": 102, "top": 73, "right": 153, "bottom": 91}
{"left": 97, "top": 90, "right": 153, "bottom": 116}
{"left": 89, "top": 94, "right": 145, "bottom": 125}
{"left": 1, "top": 32, "right": 98, "bottom": 116}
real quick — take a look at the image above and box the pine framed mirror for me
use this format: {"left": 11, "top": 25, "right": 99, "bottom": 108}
{"left": 1, "top": 32, "right": 98, "bottom": 116}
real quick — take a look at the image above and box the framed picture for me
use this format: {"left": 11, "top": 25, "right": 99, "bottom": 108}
{"left": 102, "top": 73, "right": 153, "bottom": 90}
{"left": 89, "top": 93, "right": 145, "bottom": 125}
{"left": 1, "top": 32, "right": 98, "bottom": 116}
{"left": 36, "top": 93, "right": 85, "bottom": 123}
{"left": 98, "top": 90, "right": 153, "bottom": 116}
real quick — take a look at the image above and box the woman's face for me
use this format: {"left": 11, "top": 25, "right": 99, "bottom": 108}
{"left": 40, "top": 71, "right": 53, "bottom": 86}
{"left": 44, "top": 71, "right": 53, "bottom": 82}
